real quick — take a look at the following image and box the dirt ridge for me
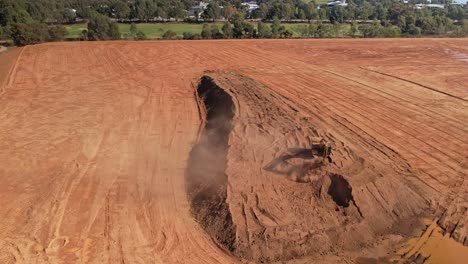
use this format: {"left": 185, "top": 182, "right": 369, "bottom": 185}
{"left": 190, "top": 72, "right": 437, "bottom": 262}
{"left": 186, "top": 75, "right": 237, "bottom": 252}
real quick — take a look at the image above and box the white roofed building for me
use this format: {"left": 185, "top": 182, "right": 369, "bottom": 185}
{"left": 242, "top": 1, "right": 260, "bottom": 12}
{"left": 187, "top": 1, "right": 210, "bottom": 19}
{"left": 327, "top": 0, "right": 348, "bottom": 7}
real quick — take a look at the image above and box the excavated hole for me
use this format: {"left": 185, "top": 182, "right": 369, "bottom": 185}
{"left": 186, "top": 76, "right": 236, "bottom": 252}
{"left": 328, "top": 174, "right": 353, "bottom": 207}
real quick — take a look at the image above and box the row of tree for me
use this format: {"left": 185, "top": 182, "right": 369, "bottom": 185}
{"left": 189, "top": 15, "right": 448, "bottom": 40}
{"left": 1, "top": 0, "right": 467, "bottom": 25}
{"left": 196, "top": 15, "right": 294, "bottom": 39}
{"left": 8, "top": 11, "right": 129, "bottom": 45}
{"left": 1, "top": 0, "right": 468, "bottom": 45}
{"left": 8, "top": 23, "right": 66, "bottom": 46}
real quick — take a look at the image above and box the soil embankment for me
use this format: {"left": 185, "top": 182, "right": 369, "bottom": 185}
{"left": 188, "top": 72, "right": 437, "bottom": 262}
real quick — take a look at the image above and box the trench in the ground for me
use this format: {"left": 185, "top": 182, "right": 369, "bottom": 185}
{"left": 185, "top": 76, "right": 236, "bottom": 252}
{"left": 327, "top": 173, "right": 363, "bottom": 217}
{"left": 328, "top": 174, "right": 353, "bottom": 207}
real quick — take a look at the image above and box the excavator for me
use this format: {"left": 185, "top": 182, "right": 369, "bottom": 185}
{"left": 264, "top": 137, "right": 332, "bottom": 173}
{"left": 310, "top": 137, "right": 333, "bottom": 163}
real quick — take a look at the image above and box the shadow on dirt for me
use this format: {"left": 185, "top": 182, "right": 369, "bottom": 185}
{"left": 263, "top": 148, "right": 326, "bottom": 182}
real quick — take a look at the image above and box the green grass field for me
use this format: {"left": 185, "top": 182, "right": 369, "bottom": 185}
{"left": 119, "top": 23, "right": 224, "bottom": 39}
{"left": 65, "top": 23, "right": 311, "bottom": 39}
{"left": 65, "top": 23, "right": 223, "bottom": 39}
{"left": 65, "top": 22, "right": 346, "bottom": 39}
{"left": 65, "top": 24, "right": 88, "bottom": 38}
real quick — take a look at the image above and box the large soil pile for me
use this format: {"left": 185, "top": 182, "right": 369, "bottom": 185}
{"left": 188, "top": 72, "right": 440, "bottom": 262}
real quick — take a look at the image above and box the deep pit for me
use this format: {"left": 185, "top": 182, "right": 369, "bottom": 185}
{"left": 328, "top": 174, "right": 353, "bottom": 208}
{"left": 186, "top": 76, "right": 236, "bottom": 251}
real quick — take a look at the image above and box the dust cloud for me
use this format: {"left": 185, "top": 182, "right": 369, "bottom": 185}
{"left": 185, "top": 76, "right": 236, "bottom": 251}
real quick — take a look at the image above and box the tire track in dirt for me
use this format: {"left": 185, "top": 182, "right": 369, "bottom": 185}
{"left": 208, "top": 41, "right": 466, "bottom": 253}
{"left": 0, "top": 47, "right": 24, "bottom": 97}
{"left": 234, "top": 46, "right": 459, "bottom": 175}
{"left": 361, "top": 67, "right": 467, "bottom": 102}
{"left": 254, "top": 75, "right": 461, "bottom": 188}
{"left": 0, "top": 39, "right": 466, "bottom": 263}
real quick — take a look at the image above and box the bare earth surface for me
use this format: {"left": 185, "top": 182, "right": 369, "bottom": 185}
{"left": 0, "top": 39, "right": 466, "bottom": 263}
{"left": 0, "top": 47, "right": 21, "bottom": 92}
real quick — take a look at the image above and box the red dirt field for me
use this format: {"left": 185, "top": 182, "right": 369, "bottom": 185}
{"left": 0, "top": 39, "right": 466, "bottom": 263}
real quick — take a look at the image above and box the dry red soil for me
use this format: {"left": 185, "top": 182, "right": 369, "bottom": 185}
{"left": 0, "top": 39, "right": 466, "bottom": 263}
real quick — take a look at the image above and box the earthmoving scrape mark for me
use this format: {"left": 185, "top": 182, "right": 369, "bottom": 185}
{"left": 0, "top": 46, "right": 25, "bottom": 97}
{"left": 359, "top": 67, "right": 467, "bottom": 103}
{"left": 186, "top": 75, "right": 236, "bottom": 252}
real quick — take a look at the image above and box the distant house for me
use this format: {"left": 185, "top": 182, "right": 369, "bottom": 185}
{"left": 327, "top": 0, "right": 348, "bottom": 7}
{"left": 187, "top": 1, "right": 210, "bottom": 19}
{"left": 241, "top": 1, "right": 260, "bottom": 12}
{"left": 450, "top": 2, "right": 465, "bottom": 7}
{"left": 414, "top": 3, "right": 445, "bottom": 9}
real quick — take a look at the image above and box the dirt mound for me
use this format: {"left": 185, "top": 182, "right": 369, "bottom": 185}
{"left": 190, "top": 72, "right": 435, "bottom": 262}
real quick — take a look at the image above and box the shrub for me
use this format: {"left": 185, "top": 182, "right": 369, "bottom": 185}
{"left": 271, "top": 16, "right": 281, "bottom": 38}
{"left": 201, "top": 23, "right": 211, "bottom": 39}
{"left": 221, "top": 22, "right": 233, "bottom": 38}
{"left": 280, "top": 28, "right": 294, "bottom": 38}
{"left": 79, "top": 29, "right": 88, "bottom": 41}
{"left": 48, "top": 25, "right": 67, "bottom": 41}
{"left": 360, "top": 20, "right": 382, "bottom": 38}
{"left": 135, "top": 30, "right": 147, "bottom": 40}
{"left": 243, "top": 22, "right": 256, "bottom": 38}
{"left": 210, "top": 25, "right": 223, "bottom": 39}
{"left": 62, "top": 8, "right": 77, "bottom": 23}
{"left": 130, "top": 23, "right": 137, "bottom": 36}
{"left": 87, "top": 12, "right": 120, "bottom": 40}
{"left": 9, "top": 23, "right": 66, "bottom": 46}
{"left": 380, "top": 26, "right": 401, "bottom": 38}
{"left": 183, "top": 31, "right": 193, "bottom": 40}
{"left": 10, "top": 23, "right": 46, "bottom": 46}
{"left": 162, "top": 30, "right": 177, "bottom": 40}
{"left": 1, "top": 25, "right": 11, "bottom": 39}
{"left": 183, "top": 31, "right": 202, "bottom": 40}
{"left": 257, "top": 22, "right": 272, "bottom": 38}
{"left": 407, "top": 25, "right": 421, "bottom": 36}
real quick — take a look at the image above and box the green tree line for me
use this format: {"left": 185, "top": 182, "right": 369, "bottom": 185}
{"left": 1, "top": 0, "right": 468, "bottom": 45}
